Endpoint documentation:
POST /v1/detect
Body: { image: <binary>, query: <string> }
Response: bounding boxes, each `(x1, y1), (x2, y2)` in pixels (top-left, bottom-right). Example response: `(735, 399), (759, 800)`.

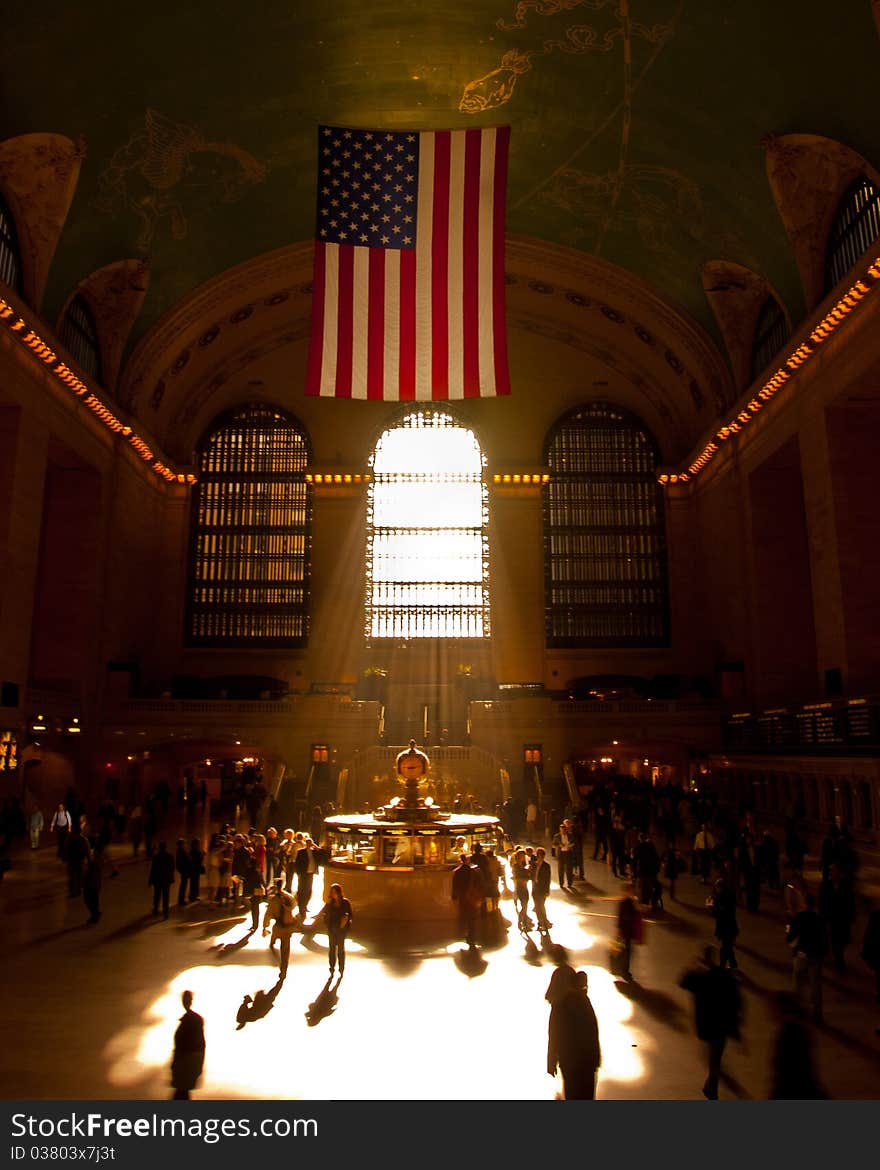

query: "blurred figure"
(711, 877), (740, 969)
(679, 945), (742, 1099)
(616, 894), (642, 981)
(28, 806), (44, 850)
(262, 877), (297, 980)
(819, 863), (856, 973)
(170, 990), (205, 1100)
(787, 892), (827, 1024)
(149, 841), (176, 919)
(547, 970), (601, 1099)
(769, 992), (828, 1099)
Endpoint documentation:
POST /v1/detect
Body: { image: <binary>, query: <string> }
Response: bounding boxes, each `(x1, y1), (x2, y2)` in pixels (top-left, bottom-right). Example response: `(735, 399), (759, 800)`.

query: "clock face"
(397, 753), (427, 780)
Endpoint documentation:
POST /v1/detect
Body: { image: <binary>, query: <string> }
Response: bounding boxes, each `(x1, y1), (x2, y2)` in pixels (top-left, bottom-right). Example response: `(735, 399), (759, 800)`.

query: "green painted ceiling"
(3, 1), (880, 348)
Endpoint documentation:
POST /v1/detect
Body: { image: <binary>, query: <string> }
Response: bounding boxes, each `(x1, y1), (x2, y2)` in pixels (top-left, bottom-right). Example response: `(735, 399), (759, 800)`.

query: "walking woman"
(318, 882), (353, 977)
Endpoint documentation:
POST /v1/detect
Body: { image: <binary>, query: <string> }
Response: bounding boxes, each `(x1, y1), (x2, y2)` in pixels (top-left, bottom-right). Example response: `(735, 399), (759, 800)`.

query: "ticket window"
(415, 832), (442, 865)
(327, 828), (377, 863)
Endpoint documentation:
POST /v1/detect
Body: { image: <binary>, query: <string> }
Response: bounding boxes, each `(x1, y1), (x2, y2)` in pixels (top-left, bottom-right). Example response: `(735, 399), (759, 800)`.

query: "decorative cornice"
(661, 248), (880, 486)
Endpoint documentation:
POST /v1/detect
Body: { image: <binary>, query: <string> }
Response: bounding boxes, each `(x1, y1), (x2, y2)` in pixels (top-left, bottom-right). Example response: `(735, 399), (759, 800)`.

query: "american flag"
(305, 124), (511, 400)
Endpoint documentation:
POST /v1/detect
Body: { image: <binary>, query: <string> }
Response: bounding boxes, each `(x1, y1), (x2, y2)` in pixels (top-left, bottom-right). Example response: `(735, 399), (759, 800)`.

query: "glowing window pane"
(367, 410), (489, 639)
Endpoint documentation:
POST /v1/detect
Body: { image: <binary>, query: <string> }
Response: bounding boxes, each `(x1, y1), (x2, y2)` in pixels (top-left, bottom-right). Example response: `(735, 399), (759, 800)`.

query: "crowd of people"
(4, 768), (880, 1101)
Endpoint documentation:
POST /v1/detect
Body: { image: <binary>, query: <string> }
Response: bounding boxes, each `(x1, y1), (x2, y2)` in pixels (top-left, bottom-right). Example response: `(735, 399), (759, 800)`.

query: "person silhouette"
(170, 990), (205, 1100)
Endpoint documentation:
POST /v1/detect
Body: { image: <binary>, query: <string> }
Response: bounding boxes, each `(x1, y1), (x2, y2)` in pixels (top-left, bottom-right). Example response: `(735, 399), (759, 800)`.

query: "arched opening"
(58, 293), (103, 383)
(825, 176), (880, 293)
(750, 295), (790, 382)
(366, 408), (489, 640)
(186, 403), (311, 646)
(0, 191), (23, 296)
(543, 402), (669, 647)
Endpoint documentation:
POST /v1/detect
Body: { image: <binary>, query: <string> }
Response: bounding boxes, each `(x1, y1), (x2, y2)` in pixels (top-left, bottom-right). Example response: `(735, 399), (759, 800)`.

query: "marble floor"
(2, 823), (879, 1101)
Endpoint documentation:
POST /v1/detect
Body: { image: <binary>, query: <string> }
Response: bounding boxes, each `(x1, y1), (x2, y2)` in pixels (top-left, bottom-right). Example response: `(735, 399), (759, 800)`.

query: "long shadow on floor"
(613, 979), (689, 1033)
(98, 914), (167, 944)
(642, 909), (702, 938)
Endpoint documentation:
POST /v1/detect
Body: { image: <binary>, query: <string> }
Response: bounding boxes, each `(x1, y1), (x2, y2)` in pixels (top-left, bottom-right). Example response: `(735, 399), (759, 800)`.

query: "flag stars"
(381, 234), (390, 243)
(403, 235), (412, 245)
(392, 204), (401, 213)
(404, 193), (414, 203)
(343, 130), (352, 138)
(392, 225), (401, 234)
(359, 233), (368, 242)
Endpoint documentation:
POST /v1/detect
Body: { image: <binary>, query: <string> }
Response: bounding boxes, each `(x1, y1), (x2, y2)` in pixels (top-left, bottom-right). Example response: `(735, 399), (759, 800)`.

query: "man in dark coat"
(679, 945), (742, 1099)
(170, 990), (205, 1100)
(547, 970), (601, 1099)
(294, 836), (320, 919)
(531, 846), (553, 932)
(149, 841), (176, 919)
(451, 853), (480, 948)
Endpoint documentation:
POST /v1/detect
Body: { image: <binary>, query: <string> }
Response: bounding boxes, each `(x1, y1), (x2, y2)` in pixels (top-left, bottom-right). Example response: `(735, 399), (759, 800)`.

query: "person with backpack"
(262, 877), (297, 979)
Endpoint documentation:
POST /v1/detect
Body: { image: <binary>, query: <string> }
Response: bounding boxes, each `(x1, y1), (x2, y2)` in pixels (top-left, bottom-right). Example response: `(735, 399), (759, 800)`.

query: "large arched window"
(58, 294), (102, 383)
(367, 409), (488, 639)
(186, 403), (311, 646)
(544, 402), (668, 646)
(825, 176), (880, 293)
(750, 295), (790, 382)
(0, 192), (23, 295)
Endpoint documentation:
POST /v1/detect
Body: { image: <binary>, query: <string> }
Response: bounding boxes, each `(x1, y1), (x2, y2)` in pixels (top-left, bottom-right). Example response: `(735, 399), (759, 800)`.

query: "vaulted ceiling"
(2, 1), (880, 352)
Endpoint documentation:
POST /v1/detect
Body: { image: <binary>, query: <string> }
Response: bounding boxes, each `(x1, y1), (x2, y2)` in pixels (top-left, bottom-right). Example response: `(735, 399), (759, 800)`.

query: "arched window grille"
(0, 192), (23, 295)
(825, 176), (880, 293)
(58, 294), (102, 383)
(186, 404), (311, 646)
(367, 408), (489, 639)
(750, 296), (790, 382)
(544, 402), (668, 647)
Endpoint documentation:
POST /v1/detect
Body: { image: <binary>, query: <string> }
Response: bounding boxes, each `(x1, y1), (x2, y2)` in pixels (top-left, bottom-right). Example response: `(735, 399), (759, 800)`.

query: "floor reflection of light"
(104, 891), (652, 1099)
